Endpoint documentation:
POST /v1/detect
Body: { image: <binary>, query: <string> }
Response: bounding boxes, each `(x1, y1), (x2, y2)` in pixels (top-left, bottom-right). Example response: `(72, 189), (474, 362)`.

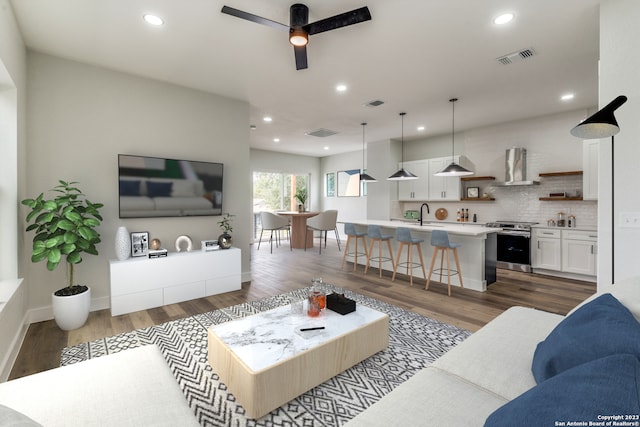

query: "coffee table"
(207, 301), (389, 419)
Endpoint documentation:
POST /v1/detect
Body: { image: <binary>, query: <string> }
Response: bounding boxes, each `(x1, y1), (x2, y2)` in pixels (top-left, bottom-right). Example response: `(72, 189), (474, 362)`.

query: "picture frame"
(131, 231), (149, 257)
(337, 169), (360, 197)
(466, 187), (480, 198)
(325, 172), (335, 197)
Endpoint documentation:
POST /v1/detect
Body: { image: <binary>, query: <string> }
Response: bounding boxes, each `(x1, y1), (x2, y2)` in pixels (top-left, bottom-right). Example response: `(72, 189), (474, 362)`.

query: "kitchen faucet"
(419, 203), (430, 226)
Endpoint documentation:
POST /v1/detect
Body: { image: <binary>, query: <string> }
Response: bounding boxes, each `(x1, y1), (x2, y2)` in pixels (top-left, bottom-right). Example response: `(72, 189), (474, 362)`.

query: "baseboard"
(27, 295), (111, 324)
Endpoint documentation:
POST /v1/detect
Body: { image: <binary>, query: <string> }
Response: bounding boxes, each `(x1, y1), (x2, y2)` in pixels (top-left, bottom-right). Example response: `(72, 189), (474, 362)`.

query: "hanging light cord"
(361, 122), (367, 171)
(400, 112), (406, 165)
(450, 98), (458, 160)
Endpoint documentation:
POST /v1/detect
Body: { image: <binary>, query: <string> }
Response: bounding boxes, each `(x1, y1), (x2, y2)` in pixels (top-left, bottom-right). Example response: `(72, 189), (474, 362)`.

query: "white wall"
(24, 52), (251, 318)
(320, 151), (367, 223)
(599, 0), (640, 288)
(0, 0), (28, 380)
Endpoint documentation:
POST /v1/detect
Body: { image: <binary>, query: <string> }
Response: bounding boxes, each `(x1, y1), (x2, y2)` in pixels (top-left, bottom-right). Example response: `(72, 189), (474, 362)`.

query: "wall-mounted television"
(118, 154), (223, 218)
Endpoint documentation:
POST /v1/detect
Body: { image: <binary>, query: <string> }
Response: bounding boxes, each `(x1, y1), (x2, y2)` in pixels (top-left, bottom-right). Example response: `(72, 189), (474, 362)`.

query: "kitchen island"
(347, 220), (502, 292)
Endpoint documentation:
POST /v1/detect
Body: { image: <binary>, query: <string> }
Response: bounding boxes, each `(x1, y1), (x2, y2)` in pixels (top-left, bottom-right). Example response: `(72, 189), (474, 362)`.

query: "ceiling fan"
(221, 3), (372, 70)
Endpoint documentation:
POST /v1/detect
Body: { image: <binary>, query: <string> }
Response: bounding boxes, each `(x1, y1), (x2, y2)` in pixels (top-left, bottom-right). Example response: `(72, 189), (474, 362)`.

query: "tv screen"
(118, 154), (223, 218)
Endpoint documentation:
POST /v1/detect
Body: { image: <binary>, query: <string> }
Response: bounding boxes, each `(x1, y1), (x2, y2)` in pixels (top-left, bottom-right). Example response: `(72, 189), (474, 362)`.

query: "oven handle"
(497, 230), (531, 237)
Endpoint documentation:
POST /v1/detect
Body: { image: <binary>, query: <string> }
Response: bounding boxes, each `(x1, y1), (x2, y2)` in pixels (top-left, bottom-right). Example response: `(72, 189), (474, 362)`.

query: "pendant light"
(388, 112), (418, 180)
(434, 98), (474, 177)
(359, 122), (377, 182)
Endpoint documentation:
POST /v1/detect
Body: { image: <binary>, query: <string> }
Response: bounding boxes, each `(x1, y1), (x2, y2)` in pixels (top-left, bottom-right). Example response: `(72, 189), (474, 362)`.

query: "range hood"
(493, 147), (540, 186)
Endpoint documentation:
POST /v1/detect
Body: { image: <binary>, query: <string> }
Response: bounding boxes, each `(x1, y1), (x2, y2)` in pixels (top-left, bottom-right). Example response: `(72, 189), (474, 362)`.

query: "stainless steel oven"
(486, 221), (538, 273)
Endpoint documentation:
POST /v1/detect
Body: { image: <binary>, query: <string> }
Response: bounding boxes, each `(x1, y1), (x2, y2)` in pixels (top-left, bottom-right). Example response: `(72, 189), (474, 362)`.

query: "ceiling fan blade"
(221, 5), (290, 32)
(294, 45), (308, 70)
(304, 6), (371, 35)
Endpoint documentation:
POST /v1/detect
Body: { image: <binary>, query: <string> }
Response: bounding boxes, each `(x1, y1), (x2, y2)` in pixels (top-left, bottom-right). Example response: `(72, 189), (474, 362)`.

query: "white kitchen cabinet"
(428, 157), (463, 201)
(109, 248), (241, 316)
(582, 140), (599, 200)
(562, 230), (598, 275)
(397, 160), (429, 200)
(532, 229), (562, 271)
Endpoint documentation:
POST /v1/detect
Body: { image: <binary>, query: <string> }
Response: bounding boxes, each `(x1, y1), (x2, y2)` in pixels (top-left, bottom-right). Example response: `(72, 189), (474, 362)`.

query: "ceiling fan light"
(289, 28), (308, 46)
(434, 162), (475, 177)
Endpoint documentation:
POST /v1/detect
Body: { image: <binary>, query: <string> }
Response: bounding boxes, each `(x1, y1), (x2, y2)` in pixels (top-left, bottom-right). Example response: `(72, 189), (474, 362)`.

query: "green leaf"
(46, 260), (58, 271)
(44, 238), (59, 249)
(25, 223), (40, 232)
(83, 218), (100, 227)
(77, 226), (93, 241)
(84, 246), (98, 256)
(43, 200), (58, 211)
(67, 252), (82, 264)
(56, 219), (75, 231)
(61, 243), (76, 254)
(64, 211), (82, 222)
(31, 251), (48, 263)
(63, 231), (78, 244)
(47, 248), (61, 265)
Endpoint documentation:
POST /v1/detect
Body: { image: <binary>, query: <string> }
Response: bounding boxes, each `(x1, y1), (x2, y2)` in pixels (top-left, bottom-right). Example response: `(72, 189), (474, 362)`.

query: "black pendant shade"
(388, 112), (418, 181)
(570, 95), (627, 139)
(359, 122), (377, 182)
(434, 98), (474, 177)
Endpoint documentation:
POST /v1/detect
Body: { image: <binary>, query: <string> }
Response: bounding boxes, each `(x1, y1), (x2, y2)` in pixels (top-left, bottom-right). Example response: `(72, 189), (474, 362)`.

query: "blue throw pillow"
(146, 181), (173, 198)
(119, 180), (141, 196)
(532, 293), (640, 383)
(485, 353), (640, 427)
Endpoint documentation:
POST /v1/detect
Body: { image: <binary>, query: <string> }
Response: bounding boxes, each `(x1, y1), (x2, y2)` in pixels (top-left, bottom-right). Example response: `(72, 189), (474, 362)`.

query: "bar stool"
(365, 225), (395, 277)
(426, 230), (464, 296)
(341, 223), (368, 271)
(392, 227), (426, 287)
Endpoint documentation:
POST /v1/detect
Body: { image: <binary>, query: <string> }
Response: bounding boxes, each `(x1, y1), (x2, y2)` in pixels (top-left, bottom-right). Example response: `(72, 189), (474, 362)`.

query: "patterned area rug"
(61, 284), (470, 426)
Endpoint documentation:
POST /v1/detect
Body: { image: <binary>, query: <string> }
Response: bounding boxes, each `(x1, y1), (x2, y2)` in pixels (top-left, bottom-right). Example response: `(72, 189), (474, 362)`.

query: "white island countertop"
(346, 219), (502, 237)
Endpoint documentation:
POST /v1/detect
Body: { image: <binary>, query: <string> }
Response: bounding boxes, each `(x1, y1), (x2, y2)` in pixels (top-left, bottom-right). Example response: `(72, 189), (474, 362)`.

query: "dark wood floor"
(9, 238), (596, 380)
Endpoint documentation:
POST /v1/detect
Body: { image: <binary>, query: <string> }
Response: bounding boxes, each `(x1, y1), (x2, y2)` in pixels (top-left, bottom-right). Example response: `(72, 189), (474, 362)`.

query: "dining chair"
(258, 211), (291, 253)
(305, 210), (341, 254)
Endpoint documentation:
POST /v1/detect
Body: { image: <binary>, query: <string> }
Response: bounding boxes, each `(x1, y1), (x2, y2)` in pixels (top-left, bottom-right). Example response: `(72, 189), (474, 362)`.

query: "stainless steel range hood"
(493, 147), (540, 186)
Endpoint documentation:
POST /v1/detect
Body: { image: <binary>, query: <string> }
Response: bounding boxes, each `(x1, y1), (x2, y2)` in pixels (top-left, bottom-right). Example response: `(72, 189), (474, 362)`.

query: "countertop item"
(435, 208), (448, 220)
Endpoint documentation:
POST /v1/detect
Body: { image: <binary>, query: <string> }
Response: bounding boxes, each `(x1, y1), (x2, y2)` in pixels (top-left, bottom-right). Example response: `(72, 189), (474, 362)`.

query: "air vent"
(306, 128), (338, 138)
(365, 100), (385, 107)
(496, 48), (536, 65)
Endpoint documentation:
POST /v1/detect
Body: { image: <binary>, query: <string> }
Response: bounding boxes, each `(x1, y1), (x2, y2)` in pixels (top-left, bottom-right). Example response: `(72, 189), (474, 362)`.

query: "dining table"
(277, 211), (319, 249)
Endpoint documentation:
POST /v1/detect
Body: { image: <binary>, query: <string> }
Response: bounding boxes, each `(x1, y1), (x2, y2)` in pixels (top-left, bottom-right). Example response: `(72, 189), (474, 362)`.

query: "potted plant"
(295, 188), (308, 212)
(217, 212), (234, 249)
(21, 180), (103, 330)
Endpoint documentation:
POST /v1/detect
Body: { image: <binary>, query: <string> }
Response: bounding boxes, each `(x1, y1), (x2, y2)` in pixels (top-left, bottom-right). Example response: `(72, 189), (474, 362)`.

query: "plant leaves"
(67, 252), (82, 264)
(57, 219), (75, 231)
(47, 248), (61, 264)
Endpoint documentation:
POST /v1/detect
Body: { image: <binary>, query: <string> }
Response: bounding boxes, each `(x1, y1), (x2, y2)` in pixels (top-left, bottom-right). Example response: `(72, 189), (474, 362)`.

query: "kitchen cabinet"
(532, 229), (562, 271)
(397, 160), (429, 200)
(428, 157), (463, 201)
(583, 140), (599, 200)
(562, 230), (597, 275)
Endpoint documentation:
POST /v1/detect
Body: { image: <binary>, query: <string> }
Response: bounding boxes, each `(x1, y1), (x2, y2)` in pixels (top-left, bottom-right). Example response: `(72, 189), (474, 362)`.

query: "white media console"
(109, 248), (241, 316)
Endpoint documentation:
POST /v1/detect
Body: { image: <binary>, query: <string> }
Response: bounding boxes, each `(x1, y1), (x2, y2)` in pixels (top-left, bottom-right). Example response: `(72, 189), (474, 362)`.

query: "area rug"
(61, 284), (470, 426)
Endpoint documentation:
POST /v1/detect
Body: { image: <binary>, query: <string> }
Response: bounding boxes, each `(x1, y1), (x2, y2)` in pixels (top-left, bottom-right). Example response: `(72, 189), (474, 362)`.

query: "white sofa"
(346, 278), (640, 427)
(0, 345), (199, 427)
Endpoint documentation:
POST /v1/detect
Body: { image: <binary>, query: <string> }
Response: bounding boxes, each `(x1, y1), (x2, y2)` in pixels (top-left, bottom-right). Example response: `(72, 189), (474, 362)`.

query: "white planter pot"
(52, 287), (91, 331)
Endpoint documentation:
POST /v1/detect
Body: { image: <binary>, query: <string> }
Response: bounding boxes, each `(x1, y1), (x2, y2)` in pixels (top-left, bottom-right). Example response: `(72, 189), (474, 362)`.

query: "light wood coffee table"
(207, 301), (389, 419)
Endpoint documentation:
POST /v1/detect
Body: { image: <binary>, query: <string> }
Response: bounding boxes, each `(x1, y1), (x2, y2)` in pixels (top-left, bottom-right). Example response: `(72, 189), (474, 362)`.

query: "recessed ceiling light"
(493, 13), (514, 25)
(323, 146), (330, 150)
(143, 14), (164, 26)
(273, 138), (280, 142)
(417, 126), (425, 131)
(263, 116), (272, 123)
(561, 93), (575, 101)
(336, 84), (347, 92)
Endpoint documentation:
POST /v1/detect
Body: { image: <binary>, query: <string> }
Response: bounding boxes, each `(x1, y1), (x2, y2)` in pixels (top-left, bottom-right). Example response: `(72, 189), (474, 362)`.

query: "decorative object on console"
(21, 180), (103, 331)
(131, 231), (149, 257)
(570, 95), (627, 284)
(201, 240), (219, 251)
(295, 188), (308, 212)
(150, 238), (162, 250)
(434, 98), (474, 177)
(388, 112), (418, 180)
(217, 212), (234, 249)
(148, 248), (168, 258)
(114, 226), (131, 260)
(174, 235), (193, 252)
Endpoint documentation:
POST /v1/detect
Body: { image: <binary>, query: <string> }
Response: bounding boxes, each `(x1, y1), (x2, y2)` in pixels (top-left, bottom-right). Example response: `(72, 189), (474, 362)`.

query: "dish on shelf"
(435, 208), (448, 220)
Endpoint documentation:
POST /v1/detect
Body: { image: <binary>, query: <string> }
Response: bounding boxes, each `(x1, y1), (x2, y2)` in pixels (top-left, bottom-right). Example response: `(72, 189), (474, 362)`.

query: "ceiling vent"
(306, 128), (338, 138)
(496, 48), (536, 65)
(365, 99), (385, 107)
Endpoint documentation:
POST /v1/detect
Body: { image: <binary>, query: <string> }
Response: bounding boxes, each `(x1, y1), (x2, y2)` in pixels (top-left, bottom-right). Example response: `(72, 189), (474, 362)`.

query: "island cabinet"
(109, 248), (241, 316)
(532, 229), (562, 271)
(397, 160), (429, 200)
